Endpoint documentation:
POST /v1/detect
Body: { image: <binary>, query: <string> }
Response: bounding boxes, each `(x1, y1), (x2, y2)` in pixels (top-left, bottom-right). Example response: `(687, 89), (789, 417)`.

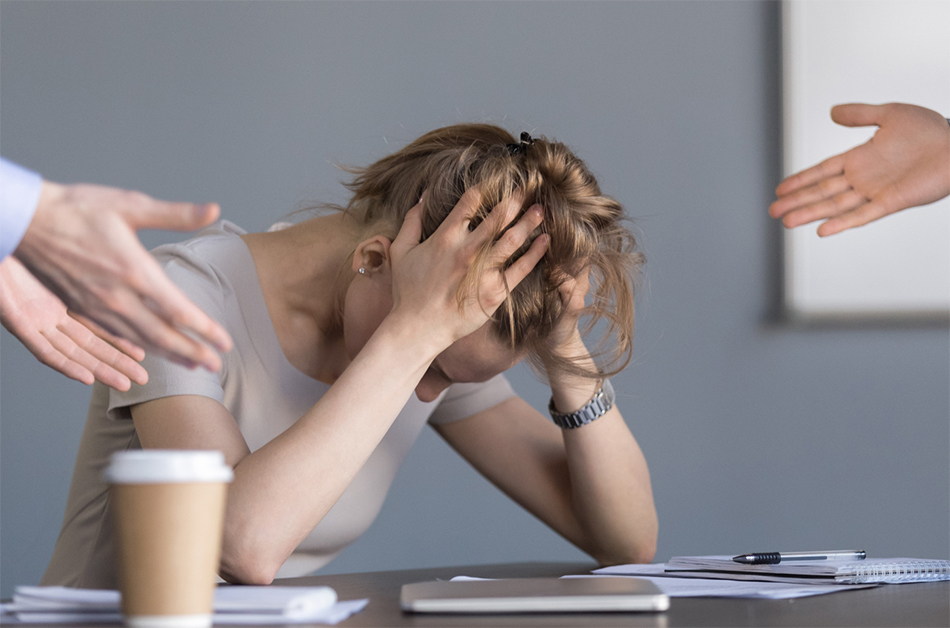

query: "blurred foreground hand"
(13, 182), (233, 371)
(0, 256), (149, 391)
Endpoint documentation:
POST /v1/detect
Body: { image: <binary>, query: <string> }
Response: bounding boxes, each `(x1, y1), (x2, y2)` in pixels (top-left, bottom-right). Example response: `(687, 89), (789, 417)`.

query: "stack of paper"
(0, 586), (368, 625)
(664, 555), (950, 584)
(587, 564), (877, 599)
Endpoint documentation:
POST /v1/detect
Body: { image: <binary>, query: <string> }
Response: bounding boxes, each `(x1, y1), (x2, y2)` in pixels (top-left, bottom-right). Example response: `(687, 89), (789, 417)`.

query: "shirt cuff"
(0, 158), (43, 260)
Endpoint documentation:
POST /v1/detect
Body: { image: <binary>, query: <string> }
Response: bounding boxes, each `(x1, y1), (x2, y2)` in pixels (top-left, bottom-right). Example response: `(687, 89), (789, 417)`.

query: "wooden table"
(281, 561), (950, 627)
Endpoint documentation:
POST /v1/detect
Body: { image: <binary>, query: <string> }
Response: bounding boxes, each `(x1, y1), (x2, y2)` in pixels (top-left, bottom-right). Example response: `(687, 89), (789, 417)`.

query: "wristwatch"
(548, 379), (615, 429)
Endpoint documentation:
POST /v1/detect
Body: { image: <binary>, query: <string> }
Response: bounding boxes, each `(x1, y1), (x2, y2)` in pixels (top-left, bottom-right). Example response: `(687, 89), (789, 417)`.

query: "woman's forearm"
(548, 333), (657, 565)
(219, 314), (442, 583)
(560, 411), (657, 565)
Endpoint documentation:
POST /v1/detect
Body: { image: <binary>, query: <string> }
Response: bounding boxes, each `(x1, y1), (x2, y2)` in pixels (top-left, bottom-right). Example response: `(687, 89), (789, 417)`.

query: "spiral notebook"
(664, 556), (950, 585)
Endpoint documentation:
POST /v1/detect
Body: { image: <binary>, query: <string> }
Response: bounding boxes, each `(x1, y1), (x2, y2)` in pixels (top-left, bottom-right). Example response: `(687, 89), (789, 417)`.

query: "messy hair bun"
(342, 124), (643, 380)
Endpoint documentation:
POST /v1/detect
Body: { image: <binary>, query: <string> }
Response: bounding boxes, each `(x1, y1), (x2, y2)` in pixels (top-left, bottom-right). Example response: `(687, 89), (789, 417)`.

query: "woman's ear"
(352, 235), (393, 278)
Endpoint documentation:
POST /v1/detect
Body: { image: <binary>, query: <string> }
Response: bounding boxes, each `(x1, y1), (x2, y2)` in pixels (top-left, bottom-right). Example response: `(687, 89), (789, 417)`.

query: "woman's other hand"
(546, 268), (590, 355)
(388, 189), (548, 348)
(543, 268), (601, 414)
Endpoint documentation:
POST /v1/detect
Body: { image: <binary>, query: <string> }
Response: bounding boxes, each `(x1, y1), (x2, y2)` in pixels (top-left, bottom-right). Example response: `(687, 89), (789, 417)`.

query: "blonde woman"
(44, 124), (657, 587)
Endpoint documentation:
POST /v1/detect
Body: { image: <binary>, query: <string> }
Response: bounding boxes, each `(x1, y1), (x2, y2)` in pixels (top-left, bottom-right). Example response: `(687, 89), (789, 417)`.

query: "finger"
(45, 325), (133, 391)
(504, 234), (550, 288)
(125, 194), (221, 232)
(392, 197), (426, 249)
(781, 189), (867, 229)
(436, 188), (484, 234)
(61, 316), (149, 386)
(133, 257), (233, 356)
(91, 364), (133, 391)
(21, 329), (96, 385)
(817, 202), (889, 237)
(562, 268), (591, 304)
(769, 175), (851, 218)
(489, 204), (544, 264)
(774, 154), (845, 197)
(70, 311), (147, 362)
(106, 336), (147, 363)
(472, 191), (526, 245)
(816, 184), (903, 237)
(104, 287), (221, 371)
(830, 103), (886, 128)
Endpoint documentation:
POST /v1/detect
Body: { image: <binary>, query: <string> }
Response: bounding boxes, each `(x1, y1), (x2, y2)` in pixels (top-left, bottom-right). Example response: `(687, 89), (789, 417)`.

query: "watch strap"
(548, 379), (615, 429)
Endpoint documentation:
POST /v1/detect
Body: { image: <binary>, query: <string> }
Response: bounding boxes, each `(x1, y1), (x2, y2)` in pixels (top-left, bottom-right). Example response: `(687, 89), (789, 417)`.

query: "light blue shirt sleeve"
(0, 157), (43, 260)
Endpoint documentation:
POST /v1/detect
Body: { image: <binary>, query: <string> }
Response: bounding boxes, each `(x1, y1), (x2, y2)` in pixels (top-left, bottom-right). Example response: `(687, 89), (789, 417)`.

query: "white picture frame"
(781, 0), (949, 322)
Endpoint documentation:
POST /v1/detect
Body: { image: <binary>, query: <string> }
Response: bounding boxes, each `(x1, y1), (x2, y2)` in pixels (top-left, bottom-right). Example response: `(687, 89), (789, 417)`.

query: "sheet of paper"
(0, 586), (368, 625)
(660, 576), (869, 599)
(581, 565), (878, 599)
(451, 572), (872, 600)
(584, 575), (873, 599)
(593, 564), (667, 576)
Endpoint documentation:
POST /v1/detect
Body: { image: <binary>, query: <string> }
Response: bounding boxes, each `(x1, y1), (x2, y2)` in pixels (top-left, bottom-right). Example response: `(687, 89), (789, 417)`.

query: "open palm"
(0, 257), (148, 390)
(770, 103), (950, 237)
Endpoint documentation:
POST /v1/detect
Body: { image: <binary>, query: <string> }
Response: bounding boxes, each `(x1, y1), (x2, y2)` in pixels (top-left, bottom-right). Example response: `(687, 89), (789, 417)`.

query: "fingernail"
(530, 204), (543, 217)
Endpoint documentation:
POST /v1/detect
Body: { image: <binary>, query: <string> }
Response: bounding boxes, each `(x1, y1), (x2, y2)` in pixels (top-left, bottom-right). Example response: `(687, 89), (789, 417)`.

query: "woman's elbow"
(595, 538), (656, 567)
(593, 521), (658, 566)
(629, 537), (657, 565)
(219, 556), (279, 586)
(218, 540), (283, 585)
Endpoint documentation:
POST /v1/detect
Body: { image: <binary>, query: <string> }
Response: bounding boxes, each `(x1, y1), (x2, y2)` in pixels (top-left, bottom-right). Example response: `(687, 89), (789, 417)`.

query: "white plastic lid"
(103, 450), (234, 484)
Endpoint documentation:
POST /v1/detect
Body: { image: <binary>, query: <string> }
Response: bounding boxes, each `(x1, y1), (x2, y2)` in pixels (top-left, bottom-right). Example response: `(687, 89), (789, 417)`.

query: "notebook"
(665, 555), (950, 584)
(400, 577), (669, 613)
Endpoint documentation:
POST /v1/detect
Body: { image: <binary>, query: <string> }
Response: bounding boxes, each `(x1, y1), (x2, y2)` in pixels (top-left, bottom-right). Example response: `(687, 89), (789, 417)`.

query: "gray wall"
(2, 1), (947, 597)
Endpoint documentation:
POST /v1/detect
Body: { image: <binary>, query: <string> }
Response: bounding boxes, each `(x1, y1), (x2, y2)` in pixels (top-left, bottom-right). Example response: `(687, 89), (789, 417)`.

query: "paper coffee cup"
(105, 450), (233, 628)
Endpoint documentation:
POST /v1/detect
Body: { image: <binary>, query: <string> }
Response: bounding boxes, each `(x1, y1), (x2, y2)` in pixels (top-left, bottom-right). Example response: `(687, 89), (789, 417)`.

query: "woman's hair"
(339, 123), (643, 380)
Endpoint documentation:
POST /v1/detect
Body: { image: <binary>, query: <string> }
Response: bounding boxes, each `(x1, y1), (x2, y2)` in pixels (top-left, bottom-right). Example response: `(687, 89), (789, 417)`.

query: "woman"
(43, 124), (657, 587)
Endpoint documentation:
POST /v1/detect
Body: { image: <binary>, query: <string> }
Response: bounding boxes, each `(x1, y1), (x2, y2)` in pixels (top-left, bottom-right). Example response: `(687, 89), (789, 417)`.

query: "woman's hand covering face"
(387, 189), (548, 350)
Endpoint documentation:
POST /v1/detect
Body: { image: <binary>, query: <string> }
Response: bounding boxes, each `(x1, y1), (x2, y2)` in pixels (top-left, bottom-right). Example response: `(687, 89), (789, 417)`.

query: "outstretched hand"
(13, 181), (233, 371)
(770, 103), (950, 237)
(388, 189), (548, 349)
(0, 257), (148, 391)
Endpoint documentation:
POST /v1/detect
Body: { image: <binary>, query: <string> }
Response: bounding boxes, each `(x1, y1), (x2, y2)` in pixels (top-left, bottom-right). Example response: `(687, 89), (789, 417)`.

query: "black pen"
(732, 550), (866, 565)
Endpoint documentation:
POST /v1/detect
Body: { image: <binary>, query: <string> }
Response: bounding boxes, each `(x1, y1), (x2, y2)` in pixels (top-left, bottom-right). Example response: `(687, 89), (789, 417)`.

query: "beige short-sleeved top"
(42, 221), (516, 589)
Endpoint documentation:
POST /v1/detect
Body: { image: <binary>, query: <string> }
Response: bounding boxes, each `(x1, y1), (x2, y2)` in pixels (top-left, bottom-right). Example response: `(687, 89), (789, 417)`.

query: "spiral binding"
(837, 560), (950, 584)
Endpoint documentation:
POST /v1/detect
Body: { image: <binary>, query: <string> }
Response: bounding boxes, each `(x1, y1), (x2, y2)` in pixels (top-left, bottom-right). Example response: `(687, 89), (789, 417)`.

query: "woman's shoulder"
(149, 220), (255, 288)
(151, 219), (247, 263)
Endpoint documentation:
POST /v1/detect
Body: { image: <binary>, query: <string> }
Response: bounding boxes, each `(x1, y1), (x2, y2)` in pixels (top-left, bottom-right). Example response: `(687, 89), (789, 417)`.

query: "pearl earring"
(358, 267), (366, 275)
